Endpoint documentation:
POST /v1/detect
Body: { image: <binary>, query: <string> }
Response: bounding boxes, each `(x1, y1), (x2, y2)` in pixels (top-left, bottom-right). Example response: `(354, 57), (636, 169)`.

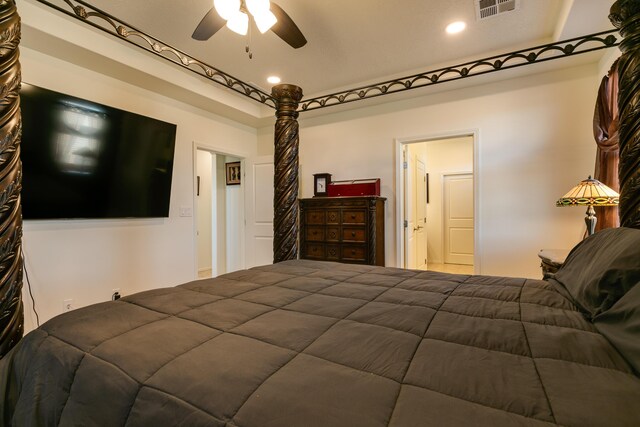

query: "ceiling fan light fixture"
(246, 0), (271, 15)
(254, 10), (277, 33)
(226, 11), (249, 35)
(213, 0), (240, 21)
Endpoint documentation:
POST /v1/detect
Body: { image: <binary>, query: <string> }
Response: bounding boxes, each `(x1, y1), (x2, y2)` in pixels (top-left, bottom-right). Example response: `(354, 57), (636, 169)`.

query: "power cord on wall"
(21, 248), (40, 328)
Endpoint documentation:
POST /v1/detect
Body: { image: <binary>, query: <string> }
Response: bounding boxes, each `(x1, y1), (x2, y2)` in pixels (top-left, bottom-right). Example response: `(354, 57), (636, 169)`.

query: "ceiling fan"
(192, 0), (307, 50)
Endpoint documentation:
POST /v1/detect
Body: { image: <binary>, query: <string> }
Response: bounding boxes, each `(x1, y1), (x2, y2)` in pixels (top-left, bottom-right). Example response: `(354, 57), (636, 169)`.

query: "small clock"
(313, 173), (331, 197)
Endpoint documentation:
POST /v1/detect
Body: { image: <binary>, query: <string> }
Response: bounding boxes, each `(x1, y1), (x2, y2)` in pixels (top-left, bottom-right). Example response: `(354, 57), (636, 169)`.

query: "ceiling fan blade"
(192, 7), (226, 41)
(270, 2), (307, 49)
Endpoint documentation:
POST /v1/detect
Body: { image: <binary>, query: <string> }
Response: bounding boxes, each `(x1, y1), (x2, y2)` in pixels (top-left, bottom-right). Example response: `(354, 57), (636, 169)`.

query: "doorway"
(397, 134), (476, 274)
(195, 148), (244, 279)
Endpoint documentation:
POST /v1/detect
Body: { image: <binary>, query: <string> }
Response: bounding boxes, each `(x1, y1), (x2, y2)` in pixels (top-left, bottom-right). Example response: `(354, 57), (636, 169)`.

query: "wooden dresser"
(299, 196), (385, 266)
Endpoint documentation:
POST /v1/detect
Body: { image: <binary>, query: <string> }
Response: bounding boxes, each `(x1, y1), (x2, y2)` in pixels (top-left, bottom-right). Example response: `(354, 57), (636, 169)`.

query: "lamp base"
(585, 205), (597, 236)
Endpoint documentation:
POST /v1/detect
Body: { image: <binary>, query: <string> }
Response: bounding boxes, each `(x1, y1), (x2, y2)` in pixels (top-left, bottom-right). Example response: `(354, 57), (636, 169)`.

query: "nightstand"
(538, 249), (570, 280)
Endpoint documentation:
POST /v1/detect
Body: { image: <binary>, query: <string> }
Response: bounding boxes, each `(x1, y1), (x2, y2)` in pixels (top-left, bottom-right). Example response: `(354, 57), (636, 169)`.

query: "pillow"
(553, 227), (640, 319)
(594, 283), (640, 375)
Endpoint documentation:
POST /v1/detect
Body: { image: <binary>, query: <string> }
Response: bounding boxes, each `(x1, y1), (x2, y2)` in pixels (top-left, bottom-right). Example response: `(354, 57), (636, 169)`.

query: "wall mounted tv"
(20, 83), (177, 220)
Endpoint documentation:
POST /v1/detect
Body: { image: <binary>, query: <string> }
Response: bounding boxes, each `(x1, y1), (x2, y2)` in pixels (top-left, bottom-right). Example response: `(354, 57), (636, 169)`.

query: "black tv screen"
(20, 83), (177, 219)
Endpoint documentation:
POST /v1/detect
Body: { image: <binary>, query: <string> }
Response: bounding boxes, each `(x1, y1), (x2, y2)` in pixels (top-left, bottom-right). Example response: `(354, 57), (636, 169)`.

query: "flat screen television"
(20, 83), (177, 220)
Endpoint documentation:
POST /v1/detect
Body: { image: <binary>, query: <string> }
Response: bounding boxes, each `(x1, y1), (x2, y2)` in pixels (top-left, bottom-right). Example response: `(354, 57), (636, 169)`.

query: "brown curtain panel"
(593, 60), (620, 231)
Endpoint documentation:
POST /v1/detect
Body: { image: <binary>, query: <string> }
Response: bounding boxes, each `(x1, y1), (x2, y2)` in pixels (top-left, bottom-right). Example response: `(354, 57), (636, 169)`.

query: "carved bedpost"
(0, 0), (22, 358)
(272, 84), (303, 263)
(610, 0), (640, 229)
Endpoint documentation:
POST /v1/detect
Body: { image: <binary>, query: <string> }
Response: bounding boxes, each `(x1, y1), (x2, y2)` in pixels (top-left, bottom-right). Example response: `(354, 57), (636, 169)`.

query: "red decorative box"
(327, 179), (380, 197)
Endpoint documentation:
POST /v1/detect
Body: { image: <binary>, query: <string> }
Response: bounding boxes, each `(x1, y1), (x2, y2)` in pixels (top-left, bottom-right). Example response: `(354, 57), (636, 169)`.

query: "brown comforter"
(1, 260), (639, 426)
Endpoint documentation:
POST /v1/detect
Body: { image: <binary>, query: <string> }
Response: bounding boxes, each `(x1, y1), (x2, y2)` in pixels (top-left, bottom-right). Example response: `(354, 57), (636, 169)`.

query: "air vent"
(476, 0), (519, 21)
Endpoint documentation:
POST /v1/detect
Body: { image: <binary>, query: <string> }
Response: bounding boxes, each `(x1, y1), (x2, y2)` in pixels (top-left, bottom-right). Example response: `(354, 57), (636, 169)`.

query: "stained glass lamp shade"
(556, 176), (619, 236)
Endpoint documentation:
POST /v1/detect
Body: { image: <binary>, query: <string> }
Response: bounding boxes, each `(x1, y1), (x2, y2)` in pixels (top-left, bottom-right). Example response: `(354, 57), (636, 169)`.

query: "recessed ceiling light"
(446, 21), (466, 35)
(267, 76), (281, 84)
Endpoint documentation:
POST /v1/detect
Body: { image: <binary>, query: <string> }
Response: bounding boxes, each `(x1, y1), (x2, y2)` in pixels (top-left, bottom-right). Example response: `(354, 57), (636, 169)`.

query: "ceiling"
(77, 0), (614, 98)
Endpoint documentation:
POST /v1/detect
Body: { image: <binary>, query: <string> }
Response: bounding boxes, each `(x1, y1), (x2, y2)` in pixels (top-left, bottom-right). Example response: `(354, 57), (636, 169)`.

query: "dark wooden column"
(272, 84), (303, 263)
(0, 0), (23, 358)
(610, 0), (640, 229)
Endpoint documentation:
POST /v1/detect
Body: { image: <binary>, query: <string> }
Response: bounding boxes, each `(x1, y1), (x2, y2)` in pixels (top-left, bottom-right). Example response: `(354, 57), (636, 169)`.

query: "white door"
(444, 174), (474, 265)
(415, 159), (427, 269)
(405, 149), (417, 269)
(244, 155), (275, 268)
(196, 150), (213, 275)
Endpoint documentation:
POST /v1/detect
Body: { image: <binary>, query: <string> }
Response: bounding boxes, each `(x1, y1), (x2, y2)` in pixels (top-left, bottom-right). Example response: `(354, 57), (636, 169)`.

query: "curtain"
(593, 60), (620, 231)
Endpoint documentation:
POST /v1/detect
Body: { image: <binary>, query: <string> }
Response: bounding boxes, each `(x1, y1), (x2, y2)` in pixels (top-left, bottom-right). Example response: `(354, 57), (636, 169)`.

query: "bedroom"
(14, 0), (616, 332)
(1, 0), (639, 425)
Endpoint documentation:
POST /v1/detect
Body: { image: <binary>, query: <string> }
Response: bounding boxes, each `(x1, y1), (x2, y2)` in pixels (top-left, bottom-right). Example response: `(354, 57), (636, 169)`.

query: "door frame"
(394, 129), (480, 273)
(192, 141), (252, 279)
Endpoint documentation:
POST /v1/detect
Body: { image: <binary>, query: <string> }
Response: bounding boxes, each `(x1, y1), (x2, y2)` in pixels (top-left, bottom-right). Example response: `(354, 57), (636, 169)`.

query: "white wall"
(196, 150), (213, 272)
(259, 64), (599, 279)
(21, 47), (258, 332)
(424, 137), (474, 264)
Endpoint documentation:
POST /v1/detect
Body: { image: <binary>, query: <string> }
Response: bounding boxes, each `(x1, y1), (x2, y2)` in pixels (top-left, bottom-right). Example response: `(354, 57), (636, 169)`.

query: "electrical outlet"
(63, 299), (74, 312)
(179, 206), (193, 217)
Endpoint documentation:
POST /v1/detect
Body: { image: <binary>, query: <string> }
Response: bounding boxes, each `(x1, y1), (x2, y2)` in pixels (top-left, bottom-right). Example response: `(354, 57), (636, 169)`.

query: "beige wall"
(259, 64), (599, 278)
(21, 47), (258, 332)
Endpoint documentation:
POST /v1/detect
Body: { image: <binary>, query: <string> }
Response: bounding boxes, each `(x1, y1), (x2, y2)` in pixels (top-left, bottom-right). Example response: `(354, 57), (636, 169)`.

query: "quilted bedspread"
(1, 260), (639, 426)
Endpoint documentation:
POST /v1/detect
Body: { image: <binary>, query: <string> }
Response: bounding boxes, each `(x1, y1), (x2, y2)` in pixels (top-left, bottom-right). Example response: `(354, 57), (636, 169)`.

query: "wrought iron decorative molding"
(35, 0), (277, 108)
(299, 30), (620, 112)
(32, 0), (620, 114)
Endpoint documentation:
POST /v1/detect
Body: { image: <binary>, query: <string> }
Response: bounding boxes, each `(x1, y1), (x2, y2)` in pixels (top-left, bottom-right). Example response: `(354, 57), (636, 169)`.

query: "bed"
(1, 0), (640, 425)
(1, 226), (640, 425)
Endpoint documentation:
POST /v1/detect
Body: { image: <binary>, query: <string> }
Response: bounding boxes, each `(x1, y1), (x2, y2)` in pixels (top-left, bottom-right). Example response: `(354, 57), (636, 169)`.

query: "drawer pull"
(351, 250), (356, 255)
(351, 231), (356, 237)
(351, 214), (356, 219)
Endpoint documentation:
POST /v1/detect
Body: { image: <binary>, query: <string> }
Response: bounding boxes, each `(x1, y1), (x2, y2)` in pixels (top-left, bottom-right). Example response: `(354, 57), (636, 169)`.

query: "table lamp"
(556, 176), (619, 236)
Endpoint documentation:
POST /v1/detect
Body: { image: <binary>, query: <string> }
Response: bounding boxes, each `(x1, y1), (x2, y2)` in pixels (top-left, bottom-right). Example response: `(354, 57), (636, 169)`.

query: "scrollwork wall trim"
(35, 0), (276, 108)
(300, 30), (620, 111)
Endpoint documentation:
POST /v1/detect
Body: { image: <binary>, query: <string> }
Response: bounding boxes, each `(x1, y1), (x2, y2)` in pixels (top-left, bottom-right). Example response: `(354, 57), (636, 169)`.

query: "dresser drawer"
(342, 245), (367, 262)
(326, 227), (340, 242)
(303, 243), (325, 259)
(326, 210), (340, 224)
(305, 227), (325, 241)
(342, 227), (366, 242)
(326, 244), (340, 260)
(342, 210), (366, 224)
(306, 210), (325, 225)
